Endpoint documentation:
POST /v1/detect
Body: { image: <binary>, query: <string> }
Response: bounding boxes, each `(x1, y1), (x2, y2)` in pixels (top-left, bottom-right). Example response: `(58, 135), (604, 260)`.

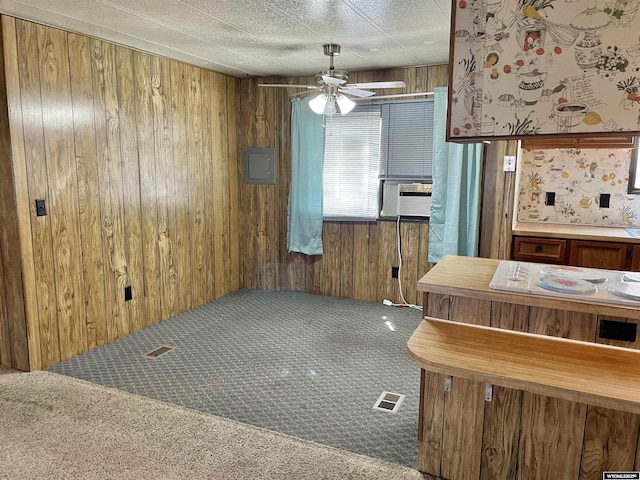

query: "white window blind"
(323, 105), (381, 221)
(381, 99), (434, 180)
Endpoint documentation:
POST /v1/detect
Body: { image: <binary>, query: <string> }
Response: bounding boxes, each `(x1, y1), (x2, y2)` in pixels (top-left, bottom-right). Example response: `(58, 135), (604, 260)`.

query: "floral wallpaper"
(449, 0), (640, 140)
(517, 147), (640, 226)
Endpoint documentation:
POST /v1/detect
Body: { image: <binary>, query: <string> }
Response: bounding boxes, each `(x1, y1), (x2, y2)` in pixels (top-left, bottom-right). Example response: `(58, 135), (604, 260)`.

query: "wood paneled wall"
(0, 23), (28, 371)
(1, 16), (240, 370)
(238, 65), (450, 304)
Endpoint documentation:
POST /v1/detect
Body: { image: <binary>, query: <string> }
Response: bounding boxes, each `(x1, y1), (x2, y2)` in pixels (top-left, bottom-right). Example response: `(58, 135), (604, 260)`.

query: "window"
(322, 99), (434, 220)
(323, 105), (381, 221)
(381, 100), (435, 181)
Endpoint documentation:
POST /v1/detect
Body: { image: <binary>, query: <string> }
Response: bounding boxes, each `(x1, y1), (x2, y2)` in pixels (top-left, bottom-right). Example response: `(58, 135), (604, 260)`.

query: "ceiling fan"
(258, 44), (428, 116)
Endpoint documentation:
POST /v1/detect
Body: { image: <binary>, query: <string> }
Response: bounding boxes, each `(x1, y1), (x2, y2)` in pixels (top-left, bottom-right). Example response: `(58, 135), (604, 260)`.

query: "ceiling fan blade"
(346, 81), (407, 89)
(322, 75), (346, 86)
(355, 91), (433, 100)
(258, 84), (319, 89)
(340, 87), (376, 98)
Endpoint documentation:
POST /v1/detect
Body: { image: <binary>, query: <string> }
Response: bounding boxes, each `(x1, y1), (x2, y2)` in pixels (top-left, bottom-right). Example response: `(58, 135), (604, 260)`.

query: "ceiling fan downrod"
(323, 44), (340, 72)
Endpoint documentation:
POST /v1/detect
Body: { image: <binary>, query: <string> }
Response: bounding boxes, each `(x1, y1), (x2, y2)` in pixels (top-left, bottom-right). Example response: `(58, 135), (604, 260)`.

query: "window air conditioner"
(380, 181), (432, 218)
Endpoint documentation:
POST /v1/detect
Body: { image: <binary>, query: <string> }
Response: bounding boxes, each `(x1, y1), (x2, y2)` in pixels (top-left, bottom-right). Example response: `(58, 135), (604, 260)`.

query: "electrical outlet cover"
(503, 155), (516, 172)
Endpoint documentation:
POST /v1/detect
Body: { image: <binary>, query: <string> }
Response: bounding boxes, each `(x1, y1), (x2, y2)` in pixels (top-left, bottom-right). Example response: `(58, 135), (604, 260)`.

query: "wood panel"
(479, 140), (519, 260)
(227, 75), (241, 291)
(481, 301), (529, 480)
(480, 387), (522, 480)
(517, 394), (586, 480)
(170, 61), (191, 314)
(0, 19), (28, 371)
(95, 39), (129, 341)
(418, 369), (445, 475)
(17, 19), (60, 366)
(528, 307), (597, 342)
(132, 50), (161, 328)
(441, 378), (486, 480)
(579, 408), (639, 480)
(115, 45), (145, 333)
(2, 16), (40, 370)
(425, 293), (449, 319)
(2, 17), (241, 369)
(449, 297), (491, 326)
(68, 33), (108, 348)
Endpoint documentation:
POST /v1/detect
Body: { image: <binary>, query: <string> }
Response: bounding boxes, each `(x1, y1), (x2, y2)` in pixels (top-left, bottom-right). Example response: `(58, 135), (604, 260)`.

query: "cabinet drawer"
(512, 237), (567, 263)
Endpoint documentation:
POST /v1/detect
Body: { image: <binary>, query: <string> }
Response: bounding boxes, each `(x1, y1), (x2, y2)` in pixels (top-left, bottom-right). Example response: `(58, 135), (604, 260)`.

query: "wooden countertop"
(417, 255), (640, 319)
(513, 221), (640, 244)
(408, 318), (640, 414)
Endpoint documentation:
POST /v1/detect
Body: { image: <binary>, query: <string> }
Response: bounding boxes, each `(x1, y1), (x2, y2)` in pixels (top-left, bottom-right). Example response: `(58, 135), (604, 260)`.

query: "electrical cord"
(382, 216), (423, 311)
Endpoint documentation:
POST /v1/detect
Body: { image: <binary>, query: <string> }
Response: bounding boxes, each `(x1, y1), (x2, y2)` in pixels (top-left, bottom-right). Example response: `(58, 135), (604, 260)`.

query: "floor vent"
(372, 391), (405, 413)
(144, 345), (175, 359)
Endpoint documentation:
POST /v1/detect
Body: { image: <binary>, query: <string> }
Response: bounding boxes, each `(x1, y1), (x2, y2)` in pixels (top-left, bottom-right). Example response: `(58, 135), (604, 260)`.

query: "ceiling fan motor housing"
(323, 44), (341, 57)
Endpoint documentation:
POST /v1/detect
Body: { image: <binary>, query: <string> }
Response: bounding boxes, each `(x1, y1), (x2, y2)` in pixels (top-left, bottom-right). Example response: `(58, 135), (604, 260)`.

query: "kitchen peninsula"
(408, 255), (640, 480)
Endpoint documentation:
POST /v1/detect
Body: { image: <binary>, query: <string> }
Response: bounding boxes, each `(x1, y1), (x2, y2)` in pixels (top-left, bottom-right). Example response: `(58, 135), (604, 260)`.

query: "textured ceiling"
(0, 0), (451, 78)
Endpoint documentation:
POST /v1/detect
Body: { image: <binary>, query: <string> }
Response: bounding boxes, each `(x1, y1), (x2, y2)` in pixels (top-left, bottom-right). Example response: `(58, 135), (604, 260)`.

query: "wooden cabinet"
(633, 246), (640, 272)
(521, 136), (636, 151)
(569, 240), (630, 270)
(512, 235), (639, 271)
(512, 236), (567, 264)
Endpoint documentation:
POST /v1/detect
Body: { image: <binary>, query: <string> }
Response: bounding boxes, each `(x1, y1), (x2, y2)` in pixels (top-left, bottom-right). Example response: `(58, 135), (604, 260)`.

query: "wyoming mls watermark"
(604, 473), (640, 479)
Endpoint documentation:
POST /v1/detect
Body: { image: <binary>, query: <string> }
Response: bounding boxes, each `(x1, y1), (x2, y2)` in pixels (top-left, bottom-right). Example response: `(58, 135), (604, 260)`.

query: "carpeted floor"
(49, 289), (423, 468)
(0, 371), (433, 480)
(0, 365), (18, 375)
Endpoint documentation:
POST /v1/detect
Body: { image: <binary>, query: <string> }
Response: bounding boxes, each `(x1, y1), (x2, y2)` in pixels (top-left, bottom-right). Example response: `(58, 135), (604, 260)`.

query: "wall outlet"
(391, 266), (399, 278)
(599, 193), (611, 208)
(545, 192), (555, 206)
(503, 155), (516, 172)
(124, 285), (132, 302)
(35, 198), (47, 216)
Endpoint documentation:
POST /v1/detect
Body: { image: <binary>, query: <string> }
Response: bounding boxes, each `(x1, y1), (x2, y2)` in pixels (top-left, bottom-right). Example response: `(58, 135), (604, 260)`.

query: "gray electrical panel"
(244, 147), (276, 185)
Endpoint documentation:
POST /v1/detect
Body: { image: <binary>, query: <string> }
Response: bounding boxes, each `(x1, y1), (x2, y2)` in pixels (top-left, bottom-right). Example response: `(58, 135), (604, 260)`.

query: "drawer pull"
(535, 245), (543, 252)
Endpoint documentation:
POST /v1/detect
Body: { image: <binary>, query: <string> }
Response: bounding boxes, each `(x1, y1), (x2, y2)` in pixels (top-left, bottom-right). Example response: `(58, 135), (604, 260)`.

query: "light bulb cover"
(309, 94), (328, 114)
(336, 94), (355, 115)
(324, 96), (337, 116)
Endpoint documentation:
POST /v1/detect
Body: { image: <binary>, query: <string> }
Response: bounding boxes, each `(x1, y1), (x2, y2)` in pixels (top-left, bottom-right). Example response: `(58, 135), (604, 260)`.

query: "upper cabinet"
(447, 0), (640, 142)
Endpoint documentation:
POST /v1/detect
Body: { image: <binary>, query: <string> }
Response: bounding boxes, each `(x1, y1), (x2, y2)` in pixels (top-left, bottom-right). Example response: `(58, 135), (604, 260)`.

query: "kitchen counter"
(513, 221), (640, 243)
(410, 255), (640, 480)
(417, 255), (640, 320)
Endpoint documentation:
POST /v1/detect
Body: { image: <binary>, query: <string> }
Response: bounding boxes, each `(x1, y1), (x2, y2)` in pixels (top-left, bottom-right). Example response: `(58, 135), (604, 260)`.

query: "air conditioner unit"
(380, 181), (432, 218)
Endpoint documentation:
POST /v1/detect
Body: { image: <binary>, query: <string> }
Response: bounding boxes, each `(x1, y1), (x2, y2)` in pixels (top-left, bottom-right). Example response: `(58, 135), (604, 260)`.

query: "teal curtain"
(287, 98), (325, 255)
(428, 86), (483, 263)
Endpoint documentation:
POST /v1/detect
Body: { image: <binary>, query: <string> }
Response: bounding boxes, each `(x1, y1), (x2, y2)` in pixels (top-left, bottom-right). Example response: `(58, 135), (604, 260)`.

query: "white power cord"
(382, 216), (423, 311)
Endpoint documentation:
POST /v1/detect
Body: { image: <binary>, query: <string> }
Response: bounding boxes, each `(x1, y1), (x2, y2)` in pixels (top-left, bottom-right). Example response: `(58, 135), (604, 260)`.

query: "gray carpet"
(49, 290), (424, 468)
(0, 371), (432, 480)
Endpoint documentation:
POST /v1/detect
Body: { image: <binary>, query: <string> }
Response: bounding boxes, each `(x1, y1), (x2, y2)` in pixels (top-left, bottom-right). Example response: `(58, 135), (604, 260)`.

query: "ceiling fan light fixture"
(324, 96), (337, 116)
(309, 93), (328, 114)
(336, 94), (355, 115)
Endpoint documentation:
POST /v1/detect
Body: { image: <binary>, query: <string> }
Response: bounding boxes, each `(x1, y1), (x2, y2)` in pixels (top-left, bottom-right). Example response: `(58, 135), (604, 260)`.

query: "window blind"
(323, 105), (382, 221)
(381, 99), (434, 180)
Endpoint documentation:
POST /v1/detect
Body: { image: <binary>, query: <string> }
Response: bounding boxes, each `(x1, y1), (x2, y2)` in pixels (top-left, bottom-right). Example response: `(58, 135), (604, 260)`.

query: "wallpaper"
(449, 0), (640, 139)
(517, 147), (640, 226)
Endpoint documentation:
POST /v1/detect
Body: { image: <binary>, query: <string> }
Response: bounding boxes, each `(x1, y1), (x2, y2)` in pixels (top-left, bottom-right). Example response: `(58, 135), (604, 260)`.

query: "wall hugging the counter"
(1, 16), (240, 370)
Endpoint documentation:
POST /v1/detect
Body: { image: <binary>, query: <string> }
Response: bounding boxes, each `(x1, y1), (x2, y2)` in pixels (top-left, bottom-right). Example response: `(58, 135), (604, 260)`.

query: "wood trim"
(408, 317), (640, 414)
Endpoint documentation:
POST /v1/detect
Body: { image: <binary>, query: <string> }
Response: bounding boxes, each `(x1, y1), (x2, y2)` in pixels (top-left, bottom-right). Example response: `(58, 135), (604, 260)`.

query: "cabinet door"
(577, 136), (636, 149)
(512, 236), (567, 264)
(632, 245), (640, 272)
(569, 240), (629, 270)
(521, 136), (635, 150)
